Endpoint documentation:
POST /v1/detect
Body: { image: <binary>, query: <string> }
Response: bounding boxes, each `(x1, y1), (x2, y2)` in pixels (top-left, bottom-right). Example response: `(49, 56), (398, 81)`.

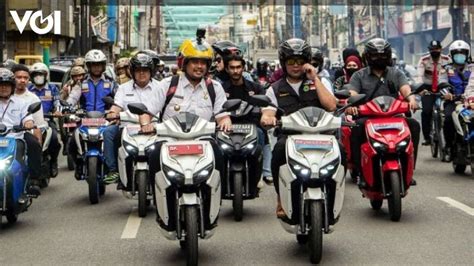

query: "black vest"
(272, 78), (322, 116)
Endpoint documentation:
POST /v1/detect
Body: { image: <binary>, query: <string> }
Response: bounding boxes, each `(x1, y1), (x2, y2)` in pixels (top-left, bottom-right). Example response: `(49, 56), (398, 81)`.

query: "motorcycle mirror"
(221, 99), (242, 113)
(247, 95), (271, 107)
(27, 102), (42, 114)
(0, 124), (6, 133)
(334, 89), (351, 100)
(127, 103), (148, 116)
(102, 96), (115, 105)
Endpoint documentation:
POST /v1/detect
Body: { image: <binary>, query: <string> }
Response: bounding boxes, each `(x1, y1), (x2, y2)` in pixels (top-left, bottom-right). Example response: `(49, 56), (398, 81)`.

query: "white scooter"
(250, 94), (364, 264)
(127, 100), (241, 266)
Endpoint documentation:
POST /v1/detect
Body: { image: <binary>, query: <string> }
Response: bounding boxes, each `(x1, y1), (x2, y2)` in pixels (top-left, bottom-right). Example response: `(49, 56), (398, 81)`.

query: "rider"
(115, 57), (131, 85)
(211, 40), (253, 84)
(155, 60), (167, 81)
(66, 49), (118, 179)
(102, 53), (162, 185)
(61, 66), (86, 101)
(27, 62), (62, 177)
(417, 40), (450, 145)
(7, 66), (43, 193)
(260, 38), (337, 218)
(333, 55), (363, 91)
(443, 40), (473, 159)
(252, 58), (271, 84)
(311, 48), (334, 93)
(222, 54), (272, 185)
(347, 38), (420, 187)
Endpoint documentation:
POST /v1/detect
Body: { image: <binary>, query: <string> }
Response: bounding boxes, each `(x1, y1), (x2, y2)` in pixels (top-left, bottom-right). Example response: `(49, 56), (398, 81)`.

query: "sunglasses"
(286, 58), (306, 66)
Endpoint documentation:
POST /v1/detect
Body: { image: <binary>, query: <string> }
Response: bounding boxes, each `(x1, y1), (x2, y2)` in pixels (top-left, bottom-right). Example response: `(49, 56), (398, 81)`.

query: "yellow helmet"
(178, 39), (213, 68)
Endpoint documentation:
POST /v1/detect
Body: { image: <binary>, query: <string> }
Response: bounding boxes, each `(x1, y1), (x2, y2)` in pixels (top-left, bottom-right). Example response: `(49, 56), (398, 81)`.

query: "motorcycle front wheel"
(232, 172), (243, 222)
(137, 171), (148, 218)
(308, 200), (323, 264)
(387, 171), (402, 221)
(87, 157), (99, 204)
(184, 205), (199, 266)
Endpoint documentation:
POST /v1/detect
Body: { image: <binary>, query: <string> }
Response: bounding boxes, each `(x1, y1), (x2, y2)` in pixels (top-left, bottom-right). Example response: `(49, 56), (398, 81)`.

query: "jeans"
(24, 132), (42, 180)
(103, 124), (120, 172)
(256, 127), (272, 177)
(47, 120), (61, 164)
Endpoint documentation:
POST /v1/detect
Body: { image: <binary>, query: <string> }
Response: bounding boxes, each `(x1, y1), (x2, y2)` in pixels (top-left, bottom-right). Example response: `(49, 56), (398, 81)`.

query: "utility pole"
(0, 0), (6, 62)
(156, 0), (161, 52)
(348, 0), (355, 47)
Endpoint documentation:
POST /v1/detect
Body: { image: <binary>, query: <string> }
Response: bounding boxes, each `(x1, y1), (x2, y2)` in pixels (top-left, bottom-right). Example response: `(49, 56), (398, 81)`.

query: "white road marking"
(121, 208), (142, 239)
(437, 197), (474, 216)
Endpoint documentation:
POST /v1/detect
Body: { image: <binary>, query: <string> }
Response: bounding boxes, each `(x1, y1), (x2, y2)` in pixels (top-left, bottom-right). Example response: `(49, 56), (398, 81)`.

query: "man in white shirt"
(1, 67), (41, 195)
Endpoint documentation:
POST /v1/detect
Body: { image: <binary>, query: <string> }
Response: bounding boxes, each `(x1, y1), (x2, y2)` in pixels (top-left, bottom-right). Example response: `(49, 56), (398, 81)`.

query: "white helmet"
(30, 62), (49, 77)
(449, 40), (470, 58)
(158, 60), (165, 67)
(84, 49), (107, 64)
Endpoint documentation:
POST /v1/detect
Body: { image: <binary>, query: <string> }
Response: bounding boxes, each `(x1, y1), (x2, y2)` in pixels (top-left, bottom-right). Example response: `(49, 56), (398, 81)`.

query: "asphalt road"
(0, 145), (473, 265)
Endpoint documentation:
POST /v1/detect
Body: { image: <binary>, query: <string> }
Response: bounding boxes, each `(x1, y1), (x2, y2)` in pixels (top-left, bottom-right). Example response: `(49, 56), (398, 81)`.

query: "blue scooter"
(0, 102), (42, 226)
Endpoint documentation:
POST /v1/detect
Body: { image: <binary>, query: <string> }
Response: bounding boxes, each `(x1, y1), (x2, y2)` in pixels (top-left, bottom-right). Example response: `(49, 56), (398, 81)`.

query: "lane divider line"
(121, 207), (142, 239)
(437, 197), (474, 216)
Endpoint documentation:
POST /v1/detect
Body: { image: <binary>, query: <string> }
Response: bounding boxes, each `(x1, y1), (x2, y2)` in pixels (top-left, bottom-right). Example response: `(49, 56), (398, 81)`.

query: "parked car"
(49, 65), (70, 89)
(50, 56), (78, 67)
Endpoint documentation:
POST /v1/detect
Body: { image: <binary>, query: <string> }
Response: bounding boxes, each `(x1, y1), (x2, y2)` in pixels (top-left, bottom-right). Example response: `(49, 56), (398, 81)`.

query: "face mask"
(33, 75), (46, 86)
(453, 54), (467, 65)
(430, 51), (441, 58)
(345, 68), (358, 77)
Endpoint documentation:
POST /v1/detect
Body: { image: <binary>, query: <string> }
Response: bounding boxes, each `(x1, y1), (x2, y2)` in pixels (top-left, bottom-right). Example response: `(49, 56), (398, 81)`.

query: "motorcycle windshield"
(297, 106), (326, 127)
(372, 96), (396, 113)
(171, 112), (200, 133)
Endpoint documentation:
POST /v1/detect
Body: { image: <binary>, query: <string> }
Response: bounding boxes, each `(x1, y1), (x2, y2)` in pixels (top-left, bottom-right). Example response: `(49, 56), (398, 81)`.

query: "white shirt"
(0, 96), (33, 138)
(156, 74), (228, 121)
(14, 90), (48, 128)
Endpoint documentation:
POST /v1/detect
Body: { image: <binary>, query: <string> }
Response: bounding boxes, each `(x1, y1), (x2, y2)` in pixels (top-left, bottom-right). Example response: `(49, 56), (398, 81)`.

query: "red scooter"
(352, 95), (416, 221)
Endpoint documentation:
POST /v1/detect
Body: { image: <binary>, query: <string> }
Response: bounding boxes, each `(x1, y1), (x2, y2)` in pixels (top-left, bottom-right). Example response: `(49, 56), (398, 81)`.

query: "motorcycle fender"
(279, 165), (296, 218)
(304, 187), (323, 200)
(74, 129), (83, 155)
(135, 161), (148, 170)
(179, 193), (199, 206)
(229, 161), (244, 172)
(206, 170), (221, 224)
(118, 147), (128, 187)
(382, 160), (400, 172)
(154, 171), (171, 225)
(452, 110), (464, 136)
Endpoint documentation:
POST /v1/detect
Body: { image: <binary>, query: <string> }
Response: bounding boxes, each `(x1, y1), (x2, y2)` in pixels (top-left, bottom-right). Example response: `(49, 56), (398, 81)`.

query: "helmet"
(115, 57), (130, 70)
(70, 66), (86, 76)
(311, 47), (324, 71)
(84, 49), (107, 64)
(73, 57), (86, 67)
(449, 40), (470, 58)
(1, 59), (16, 70)
(257, 58), (268, 70)
(129, 53), (155, 80)
(0, 68), (15, 89)
(428, 40), (442, 50)
(30, 62), (49, 77)
(212, 40), (242, 57)
(364, 38), (392, 68)
(177, 39), (214, 69)
(158, 60), (165, 67)
(278, 38), (311, 71)
(138, 49), (160, 67)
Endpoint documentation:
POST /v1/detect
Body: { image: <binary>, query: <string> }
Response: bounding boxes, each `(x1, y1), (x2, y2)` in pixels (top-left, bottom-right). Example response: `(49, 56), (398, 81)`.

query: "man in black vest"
(260, 38), (337, 218)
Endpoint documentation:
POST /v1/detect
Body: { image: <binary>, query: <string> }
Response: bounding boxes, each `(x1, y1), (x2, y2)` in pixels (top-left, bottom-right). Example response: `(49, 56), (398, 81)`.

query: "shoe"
(422, 140), (431, 146)
(74, 163), (83, 180)
(276, 196), (286, 218)
(50, 160), (58, 178)
(28, 180), (41, 197)
(357, 177), (367, 189)
(116, 181), (125, 190)
(257, 180), (265, 189)
(263, 176), (273, 185)
(103, 171), (119, 185)
(410, 179), (417, 186)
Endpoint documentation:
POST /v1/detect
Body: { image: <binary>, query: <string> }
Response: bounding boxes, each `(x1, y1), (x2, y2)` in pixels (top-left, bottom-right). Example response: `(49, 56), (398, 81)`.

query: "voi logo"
(10, 10), (61, 35)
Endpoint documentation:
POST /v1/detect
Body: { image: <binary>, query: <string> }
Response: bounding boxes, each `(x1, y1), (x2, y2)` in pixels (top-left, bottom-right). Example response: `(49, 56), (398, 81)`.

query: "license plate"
(0, 139), (9, 147)
(63, 123), (77, 128)
(294, 139), (332, 151)
(126, 124), (141, 136)
(232, 124), (252, 134)
(168, 144), (204, 156)
(373, 123), (403, 131)
(81, 118), (106, 127)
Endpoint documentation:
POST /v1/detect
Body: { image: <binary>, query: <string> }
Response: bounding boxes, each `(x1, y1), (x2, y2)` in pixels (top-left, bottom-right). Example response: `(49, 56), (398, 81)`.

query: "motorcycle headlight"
(319, 158), (339, 179)
(123, 140), (139, 155)
(244, 141), (255, 150)
(88, 128), (100, 137)
(370, 138), (388, 153)
(193, 163), (214, 184)
(0, 155), (13, 170)
(289, 158), (311, 180)
(396, 137), (410, 152)
(163, 164), (185, 185)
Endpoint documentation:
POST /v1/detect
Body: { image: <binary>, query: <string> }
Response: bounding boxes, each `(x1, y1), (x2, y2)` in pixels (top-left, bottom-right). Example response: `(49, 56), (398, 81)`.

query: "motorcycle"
(450, 99), (474, 175)
(102, 96), (160, 218)
(250, 94), (365, 264)
(59, 100), (81, 170)
(0, 102), (42, 226)
(127, 100), (240, 266)
(217, 99), (263, 221)
(74, 109), (108, 204)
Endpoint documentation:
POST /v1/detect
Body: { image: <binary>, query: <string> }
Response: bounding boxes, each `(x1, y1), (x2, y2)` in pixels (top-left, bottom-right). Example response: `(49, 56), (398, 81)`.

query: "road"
(0, 145), (473, 265)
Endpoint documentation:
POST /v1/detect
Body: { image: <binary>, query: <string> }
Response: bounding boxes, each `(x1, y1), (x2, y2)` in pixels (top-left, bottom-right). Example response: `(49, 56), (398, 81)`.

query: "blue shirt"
(447, 64), (472, 95)
(28, 83), (60, 114)
(79, 75), (117, 113)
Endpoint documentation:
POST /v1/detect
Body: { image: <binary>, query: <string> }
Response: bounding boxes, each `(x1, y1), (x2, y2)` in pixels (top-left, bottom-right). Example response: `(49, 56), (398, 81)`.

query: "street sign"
(246, 19), (257, 26)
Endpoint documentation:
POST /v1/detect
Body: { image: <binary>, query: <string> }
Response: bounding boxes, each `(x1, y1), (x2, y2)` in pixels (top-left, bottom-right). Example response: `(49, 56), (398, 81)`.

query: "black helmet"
(278, 38), (311, 70)
(428, 40), (442, 50)
(130, 53), (155, 80)
(364, 38), (392, 69)
(212, 40), (242, 58)
(0, 68), (16, 92)
(257, 58), (268, 70)
(311, 47), (324, 71)
(138, 49), (160, 67)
